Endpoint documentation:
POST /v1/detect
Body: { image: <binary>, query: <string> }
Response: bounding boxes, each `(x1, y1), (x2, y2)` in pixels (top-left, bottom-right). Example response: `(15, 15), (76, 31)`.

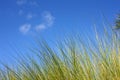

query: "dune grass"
(1, 27), (120, 80)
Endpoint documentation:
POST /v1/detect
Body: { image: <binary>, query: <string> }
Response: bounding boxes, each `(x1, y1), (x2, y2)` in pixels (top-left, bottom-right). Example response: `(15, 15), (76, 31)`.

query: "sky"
(0, 0), (120, 64)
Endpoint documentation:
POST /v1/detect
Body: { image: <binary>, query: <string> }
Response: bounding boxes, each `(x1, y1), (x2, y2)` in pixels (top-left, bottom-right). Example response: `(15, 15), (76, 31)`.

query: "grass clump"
(1, 27), (120, 80)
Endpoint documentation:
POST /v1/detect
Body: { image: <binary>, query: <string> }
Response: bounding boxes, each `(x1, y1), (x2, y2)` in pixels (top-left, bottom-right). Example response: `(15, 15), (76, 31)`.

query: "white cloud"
(19, 11), (55, 35)
(19, 24), (31, 34)
(34, 11), (55, 32)
(42, 11), (55, 27)
(16, 0), (27, 5)
(35, 24), (46, 32)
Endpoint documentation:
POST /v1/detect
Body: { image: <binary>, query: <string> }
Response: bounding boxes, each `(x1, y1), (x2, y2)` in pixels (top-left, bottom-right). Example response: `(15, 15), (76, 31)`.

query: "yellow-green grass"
(0, 28), (120, 80)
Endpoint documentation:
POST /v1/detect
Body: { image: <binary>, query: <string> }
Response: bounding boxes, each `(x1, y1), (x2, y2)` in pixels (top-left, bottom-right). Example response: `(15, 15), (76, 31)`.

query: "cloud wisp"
(17, 0), (39, 18)
(29, 1), (39, 7)
(19, 11), (55, 35)
(17, 1), (56, 35)
(17, 0), (39, 7)
(18, 10), (36, 20)
(42, 11), (55, 27)
(35, 11), (55, 32)
(19, 24), (31, 34)
(35, 24), (46, 32)
(16, 0), (27, 6)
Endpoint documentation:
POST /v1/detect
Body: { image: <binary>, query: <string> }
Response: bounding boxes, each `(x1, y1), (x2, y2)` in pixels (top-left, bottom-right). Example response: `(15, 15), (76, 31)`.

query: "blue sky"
(0, 0), (120, 63)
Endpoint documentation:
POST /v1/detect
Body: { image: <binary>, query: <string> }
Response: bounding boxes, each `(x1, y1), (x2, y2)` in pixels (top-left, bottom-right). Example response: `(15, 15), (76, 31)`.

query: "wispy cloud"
(19, 24), (31, 34)
(17, 0), (39, 20)
(16, 0), (27, 5)
(29, 1), (39, 7)
(42, 11), (55, 27)
(35, 24), (46, 32)
(35, 11), (55, 32)
(17, 0), (39, 7)
(19, 11), (55, 35)
(18, 10), (35, 20)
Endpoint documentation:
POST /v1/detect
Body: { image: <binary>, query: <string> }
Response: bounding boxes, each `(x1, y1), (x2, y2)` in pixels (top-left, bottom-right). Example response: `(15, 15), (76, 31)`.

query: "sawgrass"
(1, 27), (120, 80)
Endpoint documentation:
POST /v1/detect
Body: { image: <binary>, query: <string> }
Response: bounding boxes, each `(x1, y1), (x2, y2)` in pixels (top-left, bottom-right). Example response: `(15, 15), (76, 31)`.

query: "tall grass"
(1, 27), (120, 80)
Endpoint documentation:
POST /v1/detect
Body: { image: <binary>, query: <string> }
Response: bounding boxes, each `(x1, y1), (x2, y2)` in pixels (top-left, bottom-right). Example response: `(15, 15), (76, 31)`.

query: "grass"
(0, 27), (120, 80)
